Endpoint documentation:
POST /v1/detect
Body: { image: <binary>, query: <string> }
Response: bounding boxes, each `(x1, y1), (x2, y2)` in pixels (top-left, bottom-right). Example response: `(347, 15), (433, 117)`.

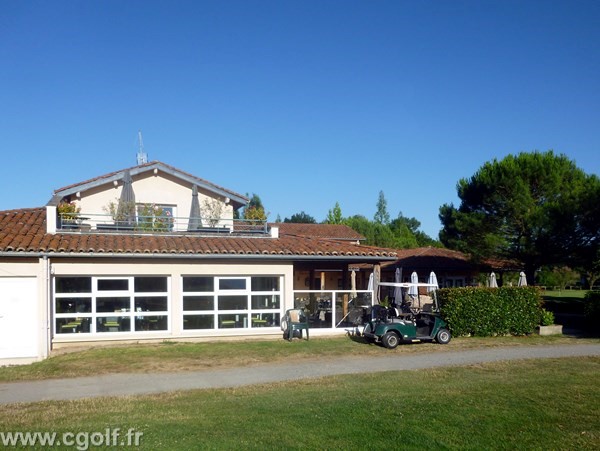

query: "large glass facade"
(54, 273), (367, 337)
(294, 290), (373, 329)
(54, 276), (170, 335)
(183, 276), (282, 330)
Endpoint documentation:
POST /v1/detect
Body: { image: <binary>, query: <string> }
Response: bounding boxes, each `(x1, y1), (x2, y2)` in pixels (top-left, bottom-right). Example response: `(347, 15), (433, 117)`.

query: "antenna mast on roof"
(136, 130), (148, 165)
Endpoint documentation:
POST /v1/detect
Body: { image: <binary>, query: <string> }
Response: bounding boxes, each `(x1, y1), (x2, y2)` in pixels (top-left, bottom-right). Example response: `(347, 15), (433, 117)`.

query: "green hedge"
(438, 287), (543, 337)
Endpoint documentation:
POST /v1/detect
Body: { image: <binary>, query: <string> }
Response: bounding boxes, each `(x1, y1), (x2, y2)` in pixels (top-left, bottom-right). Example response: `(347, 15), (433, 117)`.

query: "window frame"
(182, 275), (282, 331)
(53, 276), (171, 335)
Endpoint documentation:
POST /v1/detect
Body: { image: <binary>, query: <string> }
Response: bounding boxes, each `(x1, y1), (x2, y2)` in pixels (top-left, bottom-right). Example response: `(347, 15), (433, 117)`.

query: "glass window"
(183, 315), (214, 330)
(54, 275), (171, 336)
(251, 313), (280, 328)
(251, 295), (280, 309)
(218, 295), (247, 310)
(96, 297), (130, 313)
(135, 296), (168, 312)
(219, 279), (246, 290)
(136, 205), (175, 232)
(155, 205), (174, 232)
(181, 275), (283, 331)
(134, 315), (168, 331)
(98, 279), (129, 291)
(183, 277), (214, 292)
(56, 297), (92, 314)
(251, 277), (280, 291)
(218, 314), (247, 328)
(134, 277), (167, 292)
(183, 296), (214, 311)
(55, 277), (91, 293)
(97, 316), (131, 332)
(56, 317), (91, 334)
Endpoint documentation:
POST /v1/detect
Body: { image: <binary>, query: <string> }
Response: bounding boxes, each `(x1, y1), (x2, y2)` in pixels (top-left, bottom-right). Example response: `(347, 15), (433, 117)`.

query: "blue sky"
(1, 0), (599, 238)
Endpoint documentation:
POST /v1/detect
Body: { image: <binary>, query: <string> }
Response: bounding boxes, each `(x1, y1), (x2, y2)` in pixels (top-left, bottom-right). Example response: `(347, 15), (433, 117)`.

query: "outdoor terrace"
(293, 289), (374, 329)
(56, 212), (269, 236)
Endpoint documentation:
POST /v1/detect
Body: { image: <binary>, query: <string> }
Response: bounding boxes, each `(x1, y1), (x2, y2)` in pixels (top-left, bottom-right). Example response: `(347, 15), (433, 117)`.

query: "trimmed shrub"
(540, 309), (555, 326)
(438, 287), (542, 337)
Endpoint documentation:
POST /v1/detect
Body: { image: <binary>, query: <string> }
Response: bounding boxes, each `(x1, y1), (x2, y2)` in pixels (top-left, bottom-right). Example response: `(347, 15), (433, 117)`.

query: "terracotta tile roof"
(273, 223), (365, 241)
(0, 208), (396, 260)
(381, 246), (520, 272)
(381, 246), (475, 271)
(481, 257), (522, 271)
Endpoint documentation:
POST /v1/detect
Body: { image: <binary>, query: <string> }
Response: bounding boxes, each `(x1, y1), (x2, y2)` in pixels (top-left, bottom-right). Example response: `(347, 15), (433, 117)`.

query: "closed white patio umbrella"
(518, 271), (527, 287)
(187, 185), (201, 231)
(350, 270), (357, 299)
(117, 170), (136, 225)
(488, 272), (498, 288)
(427, 271), (439, 293)
(409, 271), (418, 297)
(393, 267), (403, 303)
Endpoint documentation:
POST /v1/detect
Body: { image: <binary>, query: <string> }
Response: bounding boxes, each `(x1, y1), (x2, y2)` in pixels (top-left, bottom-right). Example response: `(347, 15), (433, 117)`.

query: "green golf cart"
(361, 282), (451, 349)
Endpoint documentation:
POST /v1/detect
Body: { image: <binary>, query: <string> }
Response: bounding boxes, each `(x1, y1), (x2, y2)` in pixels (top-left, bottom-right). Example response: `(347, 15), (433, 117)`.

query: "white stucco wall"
(0, 260), (49, 365)
(64, 172), (233, 230)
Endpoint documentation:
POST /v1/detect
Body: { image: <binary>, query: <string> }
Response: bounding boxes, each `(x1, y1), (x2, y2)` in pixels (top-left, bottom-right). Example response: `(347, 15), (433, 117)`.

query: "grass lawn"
(1, 357), (598, 450)
(1, 335), (598, 382)
(543, 289), (588, 299)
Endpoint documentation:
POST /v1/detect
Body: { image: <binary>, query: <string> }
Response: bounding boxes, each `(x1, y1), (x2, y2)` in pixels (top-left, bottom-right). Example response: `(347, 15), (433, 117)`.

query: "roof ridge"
(0, 206), (45, 215)
(52, 161), (248, 203)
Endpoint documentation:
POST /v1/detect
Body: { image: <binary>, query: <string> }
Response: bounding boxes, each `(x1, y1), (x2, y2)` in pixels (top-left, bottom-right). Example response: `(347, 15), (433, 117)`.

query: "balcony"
(56, 212), (269, 236)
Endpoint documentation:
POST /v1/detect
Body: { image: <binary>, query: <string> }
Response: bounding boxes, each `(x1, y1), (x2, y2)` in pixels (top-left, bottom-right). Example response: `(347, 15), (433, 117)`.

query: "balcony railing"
(57, 212), (269, 236)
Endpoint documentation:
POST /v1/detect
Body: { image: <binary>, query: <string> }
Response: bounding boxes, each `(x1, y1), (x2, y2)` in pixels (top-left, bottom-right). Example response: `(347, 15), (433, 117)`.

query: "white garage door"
(0, 278), (39, 359)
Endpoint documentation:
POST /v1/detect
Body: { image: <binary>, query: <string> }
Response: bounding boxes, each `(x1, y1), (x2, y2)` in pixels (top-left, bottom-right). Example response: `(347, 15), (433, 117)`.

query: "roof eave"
(0, 251), (396, 262)
(50, 162), (248, 209)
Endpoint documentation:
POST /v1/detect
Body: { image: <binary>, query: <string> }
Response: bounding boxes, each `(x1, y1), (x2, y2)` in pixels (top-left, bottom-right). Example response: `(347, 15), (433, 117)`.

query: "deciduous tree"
(243, 193), (267, 221)
(325, 202), (343, 224)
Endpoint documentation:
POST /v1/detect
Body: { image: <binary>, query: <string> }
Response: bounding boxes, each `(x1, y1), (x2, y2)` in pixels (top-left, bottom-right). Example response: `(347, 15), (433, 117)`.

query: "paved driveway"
(1, 344), (598, 405)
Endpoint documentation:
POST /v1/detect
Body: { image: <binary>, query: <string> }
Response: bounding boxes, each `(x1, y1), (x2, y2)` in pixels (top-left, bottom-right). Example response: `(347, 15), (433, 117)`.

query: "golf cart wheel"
(436, 328), (451, 344)
(381, 331), (400, 349)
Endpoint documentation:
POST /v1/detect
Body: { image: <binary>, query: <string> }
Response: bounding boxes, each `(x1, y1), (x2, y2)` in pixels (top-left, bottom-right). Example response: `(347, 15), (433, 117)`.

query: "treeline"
(276, 191), (439, 249)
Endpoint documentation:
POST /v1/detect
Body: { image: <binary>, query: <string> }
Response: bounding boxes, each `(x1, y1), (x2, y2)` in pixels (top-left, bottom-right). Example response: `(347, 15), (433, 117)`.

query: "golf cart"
(361, 282), (451, 349)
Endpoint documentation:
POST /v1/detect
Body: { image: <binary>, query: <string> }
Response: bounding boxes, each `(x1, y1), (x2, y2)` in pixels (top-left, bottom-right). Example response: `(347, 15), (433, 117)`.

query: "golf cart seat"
(282, 309), (309, 341)
(421, 303), (434, 312)
(397, 301), (415, 319)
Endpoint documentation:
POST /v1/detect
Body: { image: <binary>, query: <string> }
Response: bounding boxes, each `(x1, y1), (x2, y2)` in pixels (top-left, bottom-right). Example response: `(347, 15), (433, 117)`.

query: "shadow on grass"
(542, 294), (599, 337)
(345, 328), (376, 346)
(542, 296), (585, 314)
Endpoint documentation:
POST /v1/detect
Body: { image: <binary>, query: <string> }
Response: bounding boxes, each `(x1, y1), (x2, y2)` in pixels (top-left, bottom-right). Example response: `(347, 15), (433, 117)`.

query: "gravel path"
(1, 344), (598, 405)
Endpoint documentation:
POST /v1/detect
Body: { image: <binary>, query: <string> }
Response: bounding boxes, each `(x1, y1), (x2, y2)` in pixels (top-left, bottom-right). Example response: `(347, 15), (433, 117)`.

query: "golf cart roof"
(378, 282), (438, 289)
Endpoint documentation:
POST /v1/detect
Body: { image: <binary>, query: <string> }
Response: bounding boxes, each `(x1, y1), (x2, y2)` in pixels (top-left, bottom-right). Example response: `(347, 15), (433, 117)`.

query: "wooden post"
(343, 294), (348, 317)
